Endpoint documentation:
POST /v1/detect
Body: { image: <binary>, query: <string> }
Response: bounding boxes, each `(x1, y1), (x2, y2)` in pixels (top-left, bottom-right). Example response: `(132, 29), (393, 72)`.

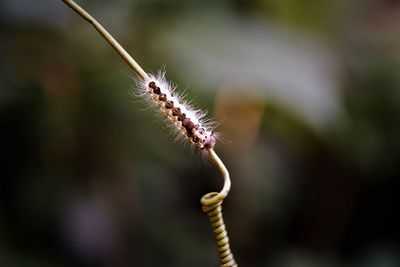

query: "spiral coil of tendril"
(201, 192), (237, 267)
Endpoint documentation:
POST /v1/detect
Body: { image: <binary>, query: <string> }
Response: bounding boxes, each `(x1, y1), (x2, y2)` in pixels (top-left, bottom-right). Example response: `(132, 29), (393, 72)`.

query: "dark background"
(1, 0), (400, 266)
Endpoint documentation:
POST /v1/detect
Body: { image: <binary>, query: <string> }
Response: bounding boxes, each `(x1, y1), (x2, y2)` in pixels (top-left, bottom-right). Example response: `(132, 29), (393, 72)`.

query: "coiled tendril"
(202, 149), (237, 267)
(202, 193), (237, 267)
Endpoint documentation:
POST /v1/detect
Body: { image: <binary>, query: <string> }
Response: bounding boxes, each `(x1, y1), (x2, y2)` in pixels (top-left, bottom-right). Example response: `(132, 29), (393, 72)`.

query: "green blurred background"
(1, 0), (400, 266)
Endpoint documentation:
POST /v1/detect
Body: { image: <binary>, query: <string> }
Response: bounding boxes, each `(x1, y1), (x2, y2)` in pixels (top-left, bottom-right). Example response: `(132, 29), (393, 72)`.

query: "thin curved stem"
(206, 148), (231, 199)
(62, 0), (149, 80)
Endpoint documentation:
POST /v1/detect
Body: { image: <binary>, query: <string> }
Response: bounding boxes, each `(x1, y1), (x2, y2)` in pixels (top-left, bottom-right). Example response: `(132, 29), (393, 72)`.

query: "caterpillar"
(60, 0), (218, 150)
(138, 71), (217, 150)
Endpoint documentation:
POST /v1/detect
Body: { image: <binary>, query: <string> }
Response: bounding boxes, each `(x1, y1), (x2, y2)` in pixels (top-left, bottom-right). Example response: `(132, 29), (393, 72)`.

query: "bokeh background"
(1, 0), (400, 266)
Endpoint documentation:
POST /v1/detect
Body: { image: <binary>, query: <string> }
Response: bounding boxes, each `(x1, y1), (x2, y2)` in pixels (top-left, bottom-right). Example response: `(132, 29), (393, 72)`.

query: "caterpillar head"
(200, 131), (217, 150)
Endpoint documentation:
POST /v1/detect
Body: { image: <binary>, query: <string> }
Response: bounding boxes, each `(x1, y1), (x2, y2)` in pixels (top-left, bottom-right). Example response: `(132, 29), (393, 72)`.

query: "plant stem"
(62, 1), (237, 265)
(206, 148), (231, 199)
(201, 149), (237, 267)
(62, 0), (149, 80)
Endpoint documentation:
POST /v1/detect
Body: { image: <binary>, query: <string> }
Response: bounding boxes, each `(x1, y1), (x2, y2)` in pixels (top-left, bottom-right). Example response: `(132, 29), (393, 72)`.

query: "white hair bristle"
(137, 70), (217, 150)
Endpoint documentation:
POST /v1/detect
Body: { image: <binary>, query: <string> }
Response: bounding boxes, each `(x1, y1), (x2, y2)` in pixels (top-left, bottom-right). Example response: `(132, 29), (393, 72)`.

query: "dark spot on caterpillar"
(148, 81), (157, 90)
(171, 107), (180, 116)
(192, 136), (200, 143)
(182, 118), (195, 135)
(182, 118), (190, 128)
(159, 93), (167, 101)
(165, 100), (174, 109)
(178, 113), (186, 121)
(187, 122), (195, 132)
(154, 87), (161, 95)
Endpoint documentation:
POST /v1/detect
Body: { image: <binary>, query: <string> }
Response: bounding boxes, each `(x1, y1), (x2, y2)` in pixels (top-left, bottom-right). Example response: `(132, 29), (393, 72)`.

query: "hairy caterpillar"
(60, 0), (217, 150)
(138, 71), (217, 150)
